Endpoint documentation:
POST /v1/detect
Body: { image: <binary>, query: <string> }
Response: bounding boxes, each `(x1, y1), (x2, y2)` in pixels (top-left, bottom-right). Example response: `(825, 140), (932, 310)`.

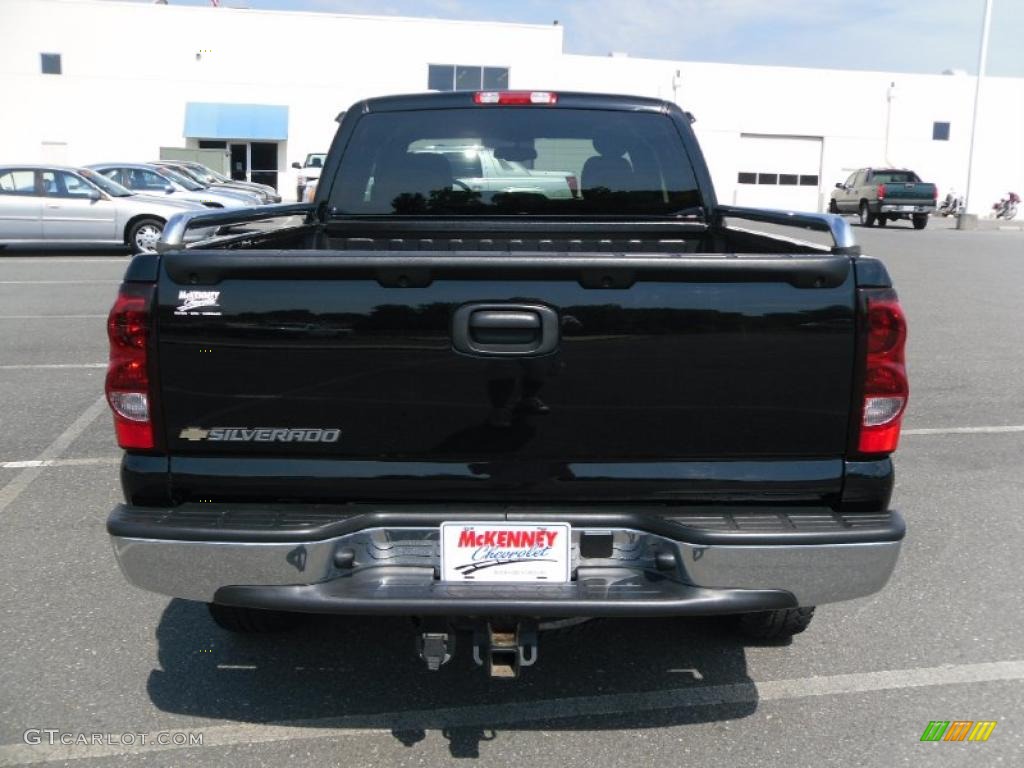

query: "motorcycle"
(993, 192), (1020, 220)
(939, 194), (964, 217)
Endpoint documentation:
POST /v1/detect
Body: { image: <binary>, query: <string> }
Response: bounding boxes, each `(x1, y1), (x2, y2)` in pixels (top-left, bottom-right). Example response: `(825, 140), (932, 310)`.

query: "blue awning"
(184, 102), (289, 140)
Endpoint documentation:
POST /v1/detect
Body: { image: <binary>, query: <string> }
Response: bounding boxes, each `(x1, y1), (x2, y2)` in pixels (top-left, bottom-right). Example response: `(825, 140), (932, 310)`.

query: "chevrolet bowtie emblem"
(179, 427), (209, 441)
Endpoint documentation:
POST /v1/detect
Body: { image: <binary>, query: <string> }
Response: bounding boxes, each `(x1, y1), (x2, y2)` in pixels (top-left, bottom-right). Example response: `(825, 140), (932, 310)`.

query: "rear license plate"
(899, 205), (914, 212)
(440, 522), (571, 583)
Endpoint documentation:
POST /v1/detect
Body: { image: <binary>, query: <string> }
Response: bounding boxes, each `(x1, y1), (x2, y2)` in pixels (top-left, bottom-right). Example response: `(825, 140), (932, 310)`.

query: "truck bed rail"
(717, 205), (858, 255)
(157, 203), (858, 257)
(157, 203), (316, 253)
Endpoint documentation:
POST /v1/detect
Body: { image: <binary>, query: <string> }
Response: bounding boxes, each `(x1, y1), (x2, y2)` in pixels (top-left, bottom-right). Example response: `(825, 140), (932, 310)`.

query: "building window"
(455, 65), (481, 90)
(483, 67), (509, 89)
(40, 53), (61, 75)
(198, 140), (227, 149)
(428, 65), (454, 92)
(933, 121), (951, 141)
(739, 172), (819, 186)
(428, 64), (509, 92)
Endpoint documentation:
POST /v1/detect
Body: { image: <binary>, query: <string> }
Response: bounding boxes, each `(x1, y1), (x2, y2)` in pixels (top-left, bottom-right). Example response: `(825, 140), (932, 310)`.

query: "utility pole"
(963, 0), (993, 218)
(884, 82), (896, 165)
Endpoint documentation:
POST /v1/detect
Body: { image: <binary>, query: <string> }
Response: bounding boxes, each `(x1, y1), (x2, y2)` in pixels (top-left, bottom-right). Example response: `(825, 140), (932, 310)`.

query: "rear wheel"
(127, 217), (164, 255)
(912, 214), (929, 230)
(858, 202), (876, 227)
(828, 199), (839, 213)
(733, 607), (815, 640)
(876, 215), (888, 227)
(207, 603), (305, 633)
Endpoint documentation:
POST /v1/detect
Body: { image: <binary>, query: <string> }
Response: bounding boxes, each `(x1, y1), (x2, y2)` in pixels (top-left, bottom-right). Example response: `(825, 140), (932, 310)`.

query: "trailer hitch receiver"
(473, 621), (539, 678)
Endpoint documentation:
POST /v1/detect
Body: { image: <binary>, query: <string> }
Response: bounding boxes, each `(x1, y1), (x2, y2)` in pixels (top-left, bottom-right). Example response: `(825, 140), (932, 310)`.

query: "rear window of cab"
(329, 108), (702, 216)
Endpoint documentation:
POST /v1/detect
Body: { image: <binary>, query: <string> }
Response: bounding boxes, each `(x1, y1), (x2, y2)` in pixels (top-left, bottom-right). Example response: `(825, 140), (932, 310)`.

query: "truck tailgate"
(882, 182), (935, 202)
(154, 250), (856, 498)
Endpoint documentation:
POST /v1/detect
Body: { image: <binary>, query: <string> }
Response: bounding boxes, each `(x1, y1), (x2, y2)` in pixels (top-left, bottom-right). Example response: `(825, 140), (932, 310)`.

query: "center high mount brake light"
(474, 91), (558, 105)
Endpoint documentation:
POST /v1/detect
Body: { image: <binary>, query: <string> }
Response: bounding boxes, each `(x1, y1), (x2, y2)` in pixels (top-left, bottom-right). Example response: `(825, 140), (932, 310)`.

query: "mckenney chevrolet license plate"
(440, 522), (571, 583)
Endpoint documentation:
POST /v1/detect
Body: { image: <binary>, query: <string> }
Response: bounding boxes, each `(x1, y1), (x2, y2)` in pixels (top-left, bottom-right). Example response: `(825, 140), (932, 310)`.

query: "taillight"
(473, 91), (558, 105)
(857, 290), (908, 454)
(932, 186), (938, 200)
(877, 183), (887, 200)
(566, 174), (579, 198)
(106, 284), (156, 450)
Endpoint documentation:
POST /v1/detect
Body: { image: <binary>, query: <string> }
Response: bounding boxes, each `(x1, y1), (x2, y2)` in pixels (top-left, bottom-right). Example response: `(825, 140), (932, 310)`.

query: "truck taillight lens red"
(474, 91), (558, 105)
(106, 284), (156, 449)
(858, 290), (908, 454)
(877, 183), (887, 200)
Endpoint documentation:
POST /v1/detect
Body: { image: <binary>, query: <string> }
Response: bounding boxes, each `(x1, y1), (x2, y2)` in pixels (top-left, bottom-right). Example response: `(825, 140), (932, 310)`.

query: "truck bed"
(120, 204), (888, 512)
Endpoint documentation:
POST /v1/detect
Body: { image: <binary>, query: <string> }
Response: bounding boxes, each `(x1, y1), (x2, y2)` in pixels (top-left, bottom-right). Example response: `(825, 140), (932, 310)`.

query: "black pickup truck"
(105, 91), (908, 677)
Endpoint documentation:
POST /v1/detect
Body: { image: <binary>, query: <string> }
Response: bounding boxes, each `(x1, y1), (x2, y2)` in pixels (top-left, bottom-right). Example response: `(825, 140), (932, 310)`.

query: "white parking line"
(0, 363), (105, 370)
(0, 458), (119, 469)
(903, 425), (1024, 435)
(0, 658), (1020, 765)
(0, 314), (106, 320)
(0, 280), (120, 285)
(0, 396), (107, 515)
(0, 258), (127, 263)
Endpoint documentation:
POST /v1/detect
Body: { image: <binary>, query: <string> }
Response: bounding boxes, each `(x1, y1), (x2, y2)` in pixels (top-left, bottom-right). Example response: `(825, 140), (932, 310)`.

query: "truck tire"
(858, 202), (876, 227)
(876, 215), (888, 227)
(828, 199), (839, 213)
(733, 607), (815, 640)
(207, 603), (305, 633)
(912, 214), (928, 230)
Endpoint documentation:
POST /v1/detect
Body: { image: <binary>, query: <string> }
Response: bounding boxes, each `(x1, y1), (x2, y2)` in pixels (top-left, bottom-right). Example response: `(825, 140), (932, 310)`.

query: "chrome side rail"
(716, 205), (858, 254)
(157, 202), (316, 253)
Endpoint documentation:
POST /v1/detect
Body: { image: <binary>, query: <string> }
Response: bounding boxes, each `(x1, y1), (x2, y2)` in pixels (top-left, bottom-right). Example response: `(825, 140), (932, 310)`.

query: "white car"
(291, 153), (326, 202)
(0, 165), (212, 253)
(412, 144), (577, 200)
(88, 163), (263, 209)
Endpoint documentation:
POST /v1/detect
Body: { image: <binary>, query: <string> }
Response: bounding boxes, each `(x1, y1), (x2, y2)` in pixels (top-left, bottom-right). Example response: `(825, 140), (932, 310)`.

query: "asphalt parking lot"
(1, 218), (1022, 767)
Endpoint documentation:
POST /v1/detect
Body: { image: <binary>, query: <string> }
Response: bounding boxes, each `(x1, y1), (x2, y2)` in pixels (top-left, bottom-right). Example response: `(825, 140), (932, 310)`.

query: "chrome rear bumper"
(109, 507), (903, 613)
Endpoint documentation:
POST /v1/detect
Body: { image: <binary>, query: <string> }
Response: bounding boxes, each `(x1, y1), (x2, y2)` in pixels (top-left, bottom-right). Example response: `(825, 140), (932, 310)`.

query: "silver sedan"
(155, 161), (281, 204)
(0, 165), (213, 254)
(87, 163), (263, 209)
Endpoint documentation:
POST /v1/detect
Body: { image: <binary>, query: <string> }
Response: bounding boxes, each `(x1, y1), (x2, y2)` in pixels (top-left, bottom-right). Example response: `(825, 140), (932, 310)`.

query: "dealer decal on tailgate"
(440, 523), (571, 583)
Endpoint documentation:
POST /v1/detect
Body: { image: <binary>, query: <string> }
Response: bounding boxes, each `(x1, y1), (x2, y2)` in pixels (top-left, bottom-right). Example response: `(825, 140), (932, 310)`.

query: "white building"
(3, 0), (1021, 213)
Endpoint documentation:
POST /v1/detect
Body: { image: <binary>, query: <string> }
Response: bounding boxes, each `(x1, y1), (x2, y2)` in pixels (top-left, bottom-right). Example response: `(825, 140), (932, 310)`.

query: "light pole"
(963, 0), (994, 219)
(884, 82), (896, 165)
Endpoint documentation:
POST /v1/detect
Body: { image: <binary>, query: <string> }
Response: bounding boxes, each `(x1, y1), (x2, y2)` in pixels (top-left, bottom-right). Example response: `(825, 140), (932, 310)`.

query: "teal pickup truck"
(829, 168), (937, 229)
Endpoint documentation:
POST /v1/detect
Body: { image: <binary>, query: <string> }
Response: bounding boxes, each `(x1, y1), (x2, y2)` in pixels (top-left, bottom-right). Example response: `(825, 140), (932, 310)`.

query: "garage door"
(733, 134), (823, 213)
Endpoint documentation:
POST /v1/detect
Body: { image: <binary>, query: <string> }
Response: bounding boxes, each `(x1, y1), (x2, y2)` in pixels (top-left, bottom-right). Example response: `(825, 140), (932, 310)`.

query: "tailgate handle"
(453, 303), (559, 356)
(471, 311), (539, 344)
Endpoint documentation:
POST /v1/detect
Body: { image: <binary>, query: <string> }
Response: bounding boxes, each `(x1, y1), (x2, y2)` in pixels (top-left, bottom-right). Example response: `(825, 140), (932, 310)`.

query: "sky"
(117, 0), (1023, 77)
